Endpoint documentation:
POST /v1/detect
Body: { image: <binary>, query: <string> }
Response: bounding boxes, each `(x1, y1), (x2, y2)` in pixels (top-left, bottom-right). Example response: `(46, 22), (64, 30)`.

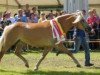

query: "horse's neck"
(62, 22), (73, 33)
(58, 15), (74, 33)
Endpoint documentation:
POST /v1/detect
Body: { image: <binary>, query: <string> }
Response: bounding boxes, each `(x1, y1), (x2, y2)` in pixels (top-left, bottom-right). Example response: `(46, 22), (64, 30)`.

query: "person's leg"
(71, 37), (81, 53)
(81, 37), (94, 66)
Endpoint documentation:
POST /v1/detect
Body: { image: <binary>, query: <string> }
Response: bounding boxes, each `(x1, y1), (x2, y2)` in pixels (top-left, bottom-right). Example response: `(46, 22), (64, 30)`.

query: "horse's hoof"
(76, 65), (81, 68)
(25, 64), (29, 68)
(34, 67), (38, 71)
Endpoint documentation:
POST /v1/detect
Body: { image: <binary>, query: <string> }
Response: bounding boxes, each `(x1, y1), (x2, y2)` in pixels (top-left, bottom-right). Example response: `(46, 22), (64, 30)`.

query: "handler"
(56, 10), (94, 66)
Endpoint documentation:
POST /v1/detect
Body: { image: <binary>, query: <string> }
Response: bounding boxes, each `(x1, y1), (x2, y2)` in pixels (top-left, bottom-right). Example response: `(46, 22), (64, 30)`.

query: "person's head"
(82, 10), (86, 15)
(92, 8), (97, 15)
(56, 9), (61, 16)
(61, 11), (66, 15)
(6, 11), (11, 18)
(25, 4), (29, 9)
(40, 12), (45, 17)
(50, 10), (53, 13)
(88, 10), (93, 16)
(2, 11), (8, 20)
(32, 7), (37, 13)
(18, 9), (23, 16)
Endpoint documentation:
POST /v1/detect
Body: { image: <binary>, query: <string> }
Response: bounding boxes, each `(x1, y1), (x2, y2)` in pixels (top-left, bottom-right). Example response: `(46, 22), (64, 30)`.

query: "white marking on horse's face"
(73, 15), (83, 24)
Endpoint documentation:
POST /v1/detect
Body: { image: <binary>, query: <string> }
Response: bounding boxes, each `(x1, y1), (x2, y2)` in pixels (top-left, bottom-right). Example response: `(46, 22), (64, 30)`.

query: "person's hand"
(91, 29), (95, 34)
(73, 36), (76, 40)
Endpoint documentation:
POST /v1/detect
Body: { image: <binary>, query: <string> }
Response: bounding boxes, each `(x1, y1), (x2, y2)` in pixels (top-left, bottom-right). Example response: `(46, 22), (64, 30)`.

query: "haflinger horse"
(0, 13), (88, 71)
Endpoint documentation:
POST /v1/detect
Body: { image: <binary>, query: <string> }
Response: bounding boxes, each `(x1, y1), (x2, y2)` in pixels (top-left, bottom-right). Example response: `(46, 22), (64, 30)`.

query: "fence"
(65, 39), (100, 50)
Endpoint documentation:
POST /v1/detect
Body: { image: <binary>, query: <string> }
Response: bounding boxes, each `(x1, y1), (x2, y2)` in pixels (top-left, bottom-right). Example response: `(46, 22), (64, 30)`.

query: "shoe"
(85, 63), (94, 66)
(56, 51), (60, 56)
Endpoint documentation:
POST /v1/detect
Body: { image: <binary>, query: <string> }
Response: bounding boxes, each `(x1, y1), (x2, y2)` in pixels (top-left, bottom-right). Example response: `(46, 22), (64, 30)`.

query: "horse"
(0, 13), (88, 71)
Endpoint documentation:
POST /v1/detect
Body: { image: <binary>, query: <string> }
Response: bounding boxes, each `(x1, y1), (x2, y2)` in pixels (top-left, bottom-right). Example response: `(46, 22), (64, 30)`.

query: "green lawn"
(0, 51), (100, 75)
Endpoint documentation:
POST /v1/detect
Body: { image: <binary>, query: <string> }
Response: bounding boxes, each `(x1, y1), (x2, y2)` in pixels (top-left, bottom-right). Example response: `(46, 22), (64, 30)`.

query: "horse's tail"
(0, 24), (20, 61)
(0, 26), (11, 60)
(0, 36), (2, 52)
(0, 24), (19, 52)
(0, 27), (7, 51)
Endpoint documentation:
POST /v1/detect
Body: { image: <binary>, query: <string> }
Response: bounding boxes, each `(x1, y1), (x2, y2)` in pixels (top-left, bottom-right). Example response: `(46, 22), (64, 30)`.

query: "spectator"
(48, 10), (55, 20)
(81, 10), (88, 20)
(55, 9), (62, 17)
(24, 4), (31, 22)
(28, 13), (35, 23)
(24, 4), (30, 17)
(32, 6), (37, 14)
(61, 10), (67, 15)
(92, 8), (99, 20)
(15, 9), (28, 22)
(86, 10), (98, 30)
(6, 11), (16, 23)
(92, 8), (100, 39)
(31, 7), (38, 23)
(0, 11), (11, 29)
(38, 12), (47, 23)
(87, 9), (100, 49)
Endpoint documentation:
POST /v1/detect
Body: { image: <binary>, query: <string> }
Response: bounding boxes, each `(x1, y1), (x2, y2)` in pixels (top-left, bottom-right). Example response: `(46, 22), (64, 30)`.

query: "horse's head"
(73, 12), (89, 30)
(57, 13), (88, 33)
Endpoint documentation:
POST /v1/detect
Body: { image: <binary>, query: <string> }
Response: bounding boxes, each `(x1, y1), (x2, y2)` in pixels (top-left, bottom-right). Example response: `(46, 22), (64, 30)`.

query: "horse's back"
(11, 22), (55, 47)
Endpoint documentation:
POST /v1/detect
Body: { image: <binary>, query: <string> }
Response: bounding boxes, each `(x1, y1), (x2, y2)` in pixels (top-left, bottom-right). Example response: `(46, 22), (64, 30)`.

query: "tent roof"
(0, 0), (64, 6)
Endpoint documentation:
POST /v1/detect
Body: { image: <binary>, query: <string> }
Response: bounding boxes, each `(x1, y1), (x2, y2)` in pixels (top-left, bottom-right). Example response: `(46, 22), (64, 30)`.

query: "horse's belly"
(19, 26), (55, 47)
(20, 36), (55, 47)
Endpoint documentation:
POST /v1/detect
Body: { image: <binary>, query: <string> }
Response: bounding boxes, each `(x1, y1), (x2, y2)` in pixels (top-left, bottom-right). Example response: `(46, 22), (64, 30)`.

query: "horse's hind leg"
(56, 42), (81, 67)
(14, 41), (29, 68)
(0, 47), (8, 62)
(0, 37), (17, 62)
(34, 47), (53, 71)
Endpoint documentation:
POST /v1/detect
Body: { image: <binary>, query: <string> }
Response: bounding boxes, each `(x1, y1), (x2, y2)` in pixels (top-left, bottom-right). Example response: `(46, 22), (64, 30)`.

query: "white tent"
(64, 0), (88, 13)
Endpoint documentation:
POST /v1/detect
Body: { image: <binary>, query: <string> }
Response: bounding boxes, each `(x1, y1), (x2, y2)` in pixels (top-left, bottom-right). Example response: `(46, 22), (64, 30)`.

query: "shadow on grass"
(0, 69), (100, 75)
(6, 49), (43, 55)
(94, 66), (100, 69)
(26, 70), (100, 75)
(6, 47), (57, 55)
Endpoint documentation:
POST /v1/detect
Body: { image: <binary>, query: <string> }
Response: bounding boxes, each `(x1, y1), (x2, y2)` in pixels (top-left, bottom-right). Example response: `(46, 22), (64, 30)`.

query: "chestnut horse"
(0, 13), (87, 71)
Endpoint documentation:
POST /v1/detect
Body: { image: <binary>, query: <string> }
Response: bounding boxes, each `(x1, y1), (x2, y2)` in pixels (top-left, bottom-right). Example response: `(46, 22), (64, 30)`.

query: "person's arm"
(73, 27), (77, 40)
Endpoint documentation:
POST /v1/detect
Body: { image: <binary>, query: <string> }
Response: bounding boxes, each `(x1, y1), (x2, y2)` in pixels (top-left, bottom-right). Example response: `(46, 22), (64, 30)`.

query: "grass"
(0, 50), (100, 75)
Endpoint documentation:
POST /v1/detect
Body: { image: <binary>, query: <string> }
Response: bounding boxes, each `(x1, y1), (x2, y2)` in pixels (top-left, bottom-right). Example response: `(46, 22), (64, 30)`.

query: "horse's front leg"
(34, 47), (53, 71)
(56, 42), (81, 67)
(14, 42), (29, 68)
